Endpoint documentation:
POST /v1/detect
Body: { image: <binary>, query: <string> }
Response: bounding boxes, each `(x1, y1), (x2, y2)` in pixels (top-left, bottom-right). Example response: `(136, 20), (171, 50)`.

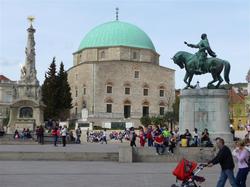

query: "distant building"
(229, 68), (250, 129)
(0, 75), (16, 127)
(67, 18), (175, 128)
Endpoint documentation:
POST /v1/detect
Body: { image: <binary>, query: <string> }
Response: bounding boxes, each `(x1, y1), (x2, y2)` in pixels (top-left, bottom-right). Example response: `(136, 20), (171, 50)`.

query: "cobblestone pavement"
(1, 161), (249, 187)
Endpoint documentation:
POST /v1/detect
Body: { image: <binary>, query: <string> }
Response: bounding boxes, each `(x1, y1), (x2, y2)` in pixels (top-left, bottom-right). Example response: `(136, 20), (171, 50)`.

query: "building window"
(106, 104), (112, 113)
(142, 106), (149, 117)
(101, 51), (105, 59)
(75, 89), (78, 97)
(124, 105), (131, 118)
(132, 51), (137, 59)
(125, 87), (130, 95)
(143, 88), (148, 96)
(160, 107), (165, 116)
(75, 74), (78, 80)
(83, 87), (86, 95)
(134, 71), (139, 78)
(160, 90), (164, 97)
(107, 86), (112, 93)
(75, 107), (78, 115)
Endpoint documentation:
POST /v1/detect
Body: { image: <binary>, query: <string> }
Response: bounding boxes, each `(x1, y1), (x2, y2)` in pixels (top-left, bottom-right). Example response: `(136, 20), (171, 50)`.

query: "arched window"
(133, 51), (137, 59)
(101, 51), (105, 59)
(19, 107), (33, 118)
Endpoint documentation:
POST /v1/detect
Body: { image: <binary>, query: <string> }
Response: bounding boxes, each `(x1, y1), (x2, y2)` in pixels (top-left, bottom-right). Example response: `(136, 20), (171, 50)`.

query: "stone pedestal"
(179, 89), (233, 143)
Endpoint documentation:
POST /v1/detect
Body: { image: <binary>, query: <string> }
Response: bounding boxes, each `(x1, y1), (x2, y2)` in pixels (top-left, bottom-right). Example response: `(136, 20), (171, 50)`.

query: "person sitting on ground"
(184, 129), (192, 147)
(154, 133), (165, 155)
(201, 128), (212, 146)
(168, 132), (176, 154)
(13, 130), (20, 139)
(192, 128), (199, 147)
(21, 128), (26, 139)
(26, 128), (32, 139)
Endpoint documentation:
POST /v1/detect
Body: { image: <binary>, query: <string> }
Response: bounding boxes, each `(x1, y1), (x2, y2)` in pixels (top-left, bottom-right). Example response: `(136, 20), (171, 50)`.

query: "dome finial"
(115, 7), (119, 21)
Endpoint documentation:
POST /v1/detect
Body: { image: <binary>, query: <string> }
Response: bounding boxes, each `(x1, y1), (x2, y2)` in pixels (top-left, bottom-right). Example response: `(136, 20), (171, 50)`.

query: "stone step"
(0, 152), (119, 161)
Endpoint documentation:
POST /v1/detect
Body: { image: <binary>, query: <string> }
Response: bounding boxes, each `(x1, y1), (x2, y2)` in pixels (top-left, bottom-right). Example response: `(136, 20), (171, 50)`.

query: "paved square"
(1, 161), (249, 187)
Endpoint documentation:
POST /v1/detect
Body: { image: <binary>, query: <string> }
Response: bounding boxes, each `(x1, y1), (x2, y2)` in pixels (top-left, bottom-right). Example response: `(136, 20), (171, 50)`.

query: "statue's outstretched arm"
(184, 41), (198, 48)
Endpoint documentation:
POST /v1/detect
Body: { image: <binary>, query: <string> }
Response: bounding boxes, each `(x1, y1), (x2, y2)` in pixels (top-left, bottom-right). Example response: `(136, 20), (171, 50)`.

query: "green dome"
(78, 21), (155, 51)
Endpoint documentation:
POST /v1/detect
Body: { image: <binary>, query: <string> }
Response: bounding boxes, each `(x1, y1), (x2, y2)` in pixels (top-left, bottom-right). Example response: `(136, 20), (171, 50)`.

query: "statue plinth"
(179, 89), (233, 143)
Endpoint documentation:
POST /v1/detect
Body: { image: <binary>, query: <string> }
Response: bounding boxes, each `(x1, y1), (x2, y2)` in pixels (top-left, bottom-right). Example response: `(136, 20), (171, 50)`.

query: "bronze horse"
(172, 51), (230, 89)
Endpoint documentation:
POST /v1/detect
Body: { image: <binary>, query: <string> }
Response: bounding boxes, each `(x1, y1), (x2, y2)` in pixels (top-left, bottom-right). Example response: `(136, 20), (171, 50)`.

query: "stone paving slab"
(1, 161), (249, 187)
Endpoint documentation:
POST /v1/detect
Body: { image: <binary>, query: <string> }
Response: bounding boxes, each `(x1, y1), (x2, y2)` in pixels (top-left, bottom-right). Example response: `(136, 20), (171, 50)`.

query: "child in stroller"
(171, 159), (207, 187)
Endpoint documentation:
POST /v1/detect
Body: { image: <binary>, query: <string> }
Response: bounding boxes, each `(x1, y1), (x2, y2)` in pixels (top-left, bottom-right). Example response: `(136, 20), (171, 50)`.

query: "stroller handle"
(199, 163), (208, 167)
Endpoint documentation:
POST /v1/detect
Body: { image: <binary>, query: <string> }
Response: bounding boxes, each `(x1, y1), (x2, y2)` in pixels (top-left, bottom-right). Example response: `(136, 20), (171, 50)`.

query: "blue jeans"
(148, 138), (153, 147)
(216, 169), (238, 187)
(155, 144), (165, 154)
(236, 167), (249, 187)
(54, 136), (58, 146)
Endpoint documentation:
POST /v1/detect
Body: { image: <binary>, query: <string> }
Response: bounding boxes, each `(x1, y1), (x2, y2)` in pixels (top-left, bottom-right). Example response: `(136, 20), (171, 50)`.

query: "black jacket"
(209, 145), (234, 170)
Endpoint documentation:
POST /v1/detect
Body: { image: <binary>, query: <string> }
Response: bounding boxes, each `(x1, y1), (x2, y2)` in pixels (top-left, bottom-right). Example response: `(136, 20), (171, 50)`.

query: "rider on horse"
(184, 33), (217, 74)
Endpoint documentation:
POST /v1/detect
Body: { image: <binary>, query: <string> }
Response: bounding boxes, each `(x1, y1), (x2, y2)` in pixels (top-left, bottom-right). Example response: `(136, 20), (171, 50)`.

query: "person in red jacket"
(139, 128), (146, 147)
(52, 127), (59, 146)
(154, 133), (165, 155)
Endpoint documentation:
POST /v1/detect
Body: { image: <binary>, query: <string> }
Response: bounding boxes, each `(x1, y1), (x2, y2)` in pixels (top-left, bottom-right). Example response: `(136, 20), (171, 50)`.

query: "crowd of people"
(126, 125), (217, 155)
(13, 128), (32, 139)
(127, 125), (178, 155)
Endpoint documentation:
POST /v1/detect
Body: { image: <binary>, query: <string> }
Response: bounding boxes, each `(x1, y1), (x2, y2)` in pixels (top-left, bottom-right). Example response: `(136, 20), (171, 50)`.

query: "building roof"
(0, 75), (11, 81)
(78, 21), (155, 52)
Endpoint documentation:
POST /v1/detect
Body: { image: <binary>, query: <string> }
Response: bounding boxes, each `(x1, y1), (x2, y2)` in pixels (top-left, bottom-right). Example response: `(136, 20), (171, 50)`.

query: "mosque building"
(67, 12), (175, 129)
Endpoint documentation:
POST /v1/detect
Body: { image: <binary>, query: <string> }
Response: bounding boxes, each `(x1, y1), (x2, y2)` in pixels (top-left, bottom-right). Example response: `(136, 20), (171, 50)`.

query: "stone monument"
(172, 33), (233, 143)
(7, 17), (44, 132)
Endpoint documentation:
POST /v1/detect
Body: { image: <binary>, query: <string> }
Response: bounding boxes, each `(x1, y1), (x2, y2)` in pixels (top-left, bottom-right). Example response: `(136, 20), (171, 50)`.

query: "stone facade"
(73, 46), (159, 66)
(179, 89), (232, 143)
(0, 76), (16, 127)
(68, 48), (175, 128)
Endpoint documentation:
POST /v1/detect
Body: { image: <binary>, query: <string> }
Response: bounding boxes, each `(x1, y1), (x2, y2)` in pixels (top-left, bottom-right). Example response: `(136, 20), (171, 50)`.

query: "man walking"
(208, 137), (238, 187)
(75, 127), (81, 144)
(60, 125), (67, 147)
(38, 125), (44, 144)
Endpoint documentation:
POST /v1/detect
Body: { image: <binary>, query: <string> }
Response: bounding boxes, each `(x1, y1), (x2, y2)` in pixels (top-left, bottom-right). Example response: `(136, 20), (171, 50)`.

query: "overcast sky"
(0, 0), (250, 88)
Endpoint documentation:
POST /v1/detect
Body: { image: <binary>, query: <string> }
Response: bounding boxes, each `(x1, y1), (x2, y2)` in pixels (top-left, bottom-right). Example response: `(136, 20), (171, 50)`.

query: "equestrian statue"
(172, 33), (231, 89)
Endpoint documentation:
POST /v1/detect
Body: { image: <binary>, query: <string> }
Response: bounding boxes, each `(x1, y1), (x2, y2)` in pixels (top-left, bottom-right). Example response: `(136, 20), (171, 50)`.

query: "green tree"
(172, 94), (180, 122)
(140, 116), (151, 127)
(164, 111), (176, 130)
(42, 57), (58, 120)
(57, 62), (72, 120)
(151, 116), (165, 126)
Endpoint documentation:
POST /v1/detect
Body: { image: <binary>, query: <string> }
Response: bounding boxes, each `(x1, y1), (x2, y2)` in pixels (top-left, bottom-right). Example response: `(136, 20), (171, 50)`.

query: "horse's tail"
(223, 60), (230, 84)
